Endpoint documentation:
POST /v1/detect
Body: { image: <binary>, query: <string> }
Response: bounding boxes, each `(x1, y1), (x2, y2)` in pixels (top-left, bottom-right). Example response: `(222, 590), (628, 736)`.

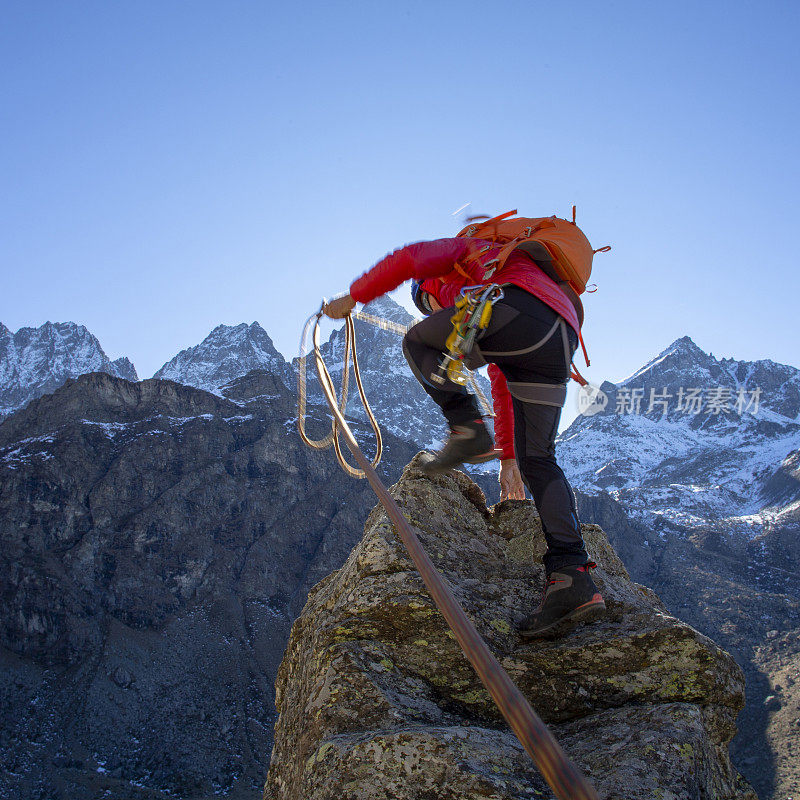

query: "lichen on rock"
(264, 455), (756, 799)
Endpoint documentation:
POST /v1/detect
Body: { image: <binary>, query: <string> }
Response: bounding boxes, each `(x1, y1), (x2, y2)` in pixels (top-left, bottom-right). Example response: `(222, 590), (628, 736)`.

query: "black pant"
(402, 286), (588, 573)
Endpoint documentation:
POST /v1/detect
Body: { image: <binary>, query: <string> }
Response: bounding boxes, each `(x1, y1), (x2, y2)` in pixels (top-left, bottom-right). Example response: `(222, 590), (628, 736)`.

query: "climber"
(322, 224), (605, 639)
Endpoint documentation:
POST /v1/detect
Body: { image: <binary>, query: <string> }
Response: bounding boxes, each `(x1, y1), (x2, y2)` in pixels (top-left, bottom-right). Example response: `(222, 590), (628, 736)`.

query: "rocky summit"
(264, 456), (756, 800)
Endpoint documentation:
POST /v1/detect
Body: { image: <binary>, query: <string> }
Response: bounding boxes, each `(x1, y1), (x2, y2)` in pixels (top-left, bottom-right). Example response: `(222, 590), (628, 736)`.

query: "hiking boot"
(519, 562), (606, 640)
(421, 418), (497, 475)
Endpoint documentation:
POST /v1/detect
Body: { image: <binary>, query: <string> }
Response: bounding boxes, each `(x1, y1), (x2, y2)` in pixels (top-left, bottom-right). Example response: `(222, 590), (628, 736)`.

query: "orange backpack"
(456, 208), (610, 384)
(455, 208), (609, 295)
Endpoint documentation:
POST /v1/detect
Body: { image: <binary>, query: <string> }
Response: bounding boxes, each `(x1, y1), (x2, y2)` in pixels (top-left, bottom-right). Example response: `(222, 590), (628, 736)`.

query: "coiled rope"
(297, 305), (599, 800)
(297, 307), (492, 478)
(297, 310), (382, 478)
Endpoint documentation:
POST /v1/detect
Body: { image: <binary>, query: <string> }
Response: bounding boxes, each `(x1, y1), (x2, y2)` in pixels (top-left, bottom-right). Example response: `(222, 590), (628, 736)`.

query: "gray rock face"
(152, 322), (295, 393)
(0, 370), (417, 800)
(112, 356), (138, 382)
(572, 482), (800, 799)
(264, 458), (755, 800)
(0, 321), (138, 418)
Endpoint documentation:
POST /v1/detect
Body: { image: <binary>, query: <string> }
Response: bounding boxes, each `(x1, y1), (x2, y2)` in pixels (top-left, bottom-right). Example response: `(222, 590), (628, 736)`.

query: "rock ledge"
(265, 456), (756, 800)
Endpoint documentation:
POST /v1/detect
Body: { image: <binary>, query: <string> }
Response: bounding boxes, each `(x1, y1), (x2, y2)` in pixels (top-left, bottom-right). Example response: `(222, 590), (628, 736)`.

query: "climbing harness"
(297, 302), (600, 800)
(297, 306), (494, 478)
(432, 284), (504, 387)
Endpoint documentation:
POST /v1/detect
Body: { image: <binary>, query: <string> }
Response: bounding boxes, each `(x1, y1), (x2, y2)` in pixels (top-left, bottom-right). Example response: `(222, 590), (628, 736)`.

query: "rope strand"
(298, 305), (495, 479)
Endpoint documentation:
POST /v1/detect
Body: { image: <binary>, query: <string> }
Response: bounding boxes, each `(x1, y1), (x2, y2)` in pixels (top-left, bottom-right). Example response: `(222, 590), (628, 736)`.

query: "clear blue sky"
(2, 1), (798, 428)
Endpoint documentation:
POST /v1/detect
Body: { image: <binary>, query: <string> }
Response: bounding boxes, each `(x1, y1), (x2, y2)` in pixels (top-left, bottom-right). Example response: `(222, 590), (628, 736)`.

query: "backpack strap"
(570, 365), (589, 386)
(461, 209), (518, 239)
(560, 318), (590, 386)
(578, 330), (590, 367)
(453, 243), (494, 280)
(452, 260), (474, 281)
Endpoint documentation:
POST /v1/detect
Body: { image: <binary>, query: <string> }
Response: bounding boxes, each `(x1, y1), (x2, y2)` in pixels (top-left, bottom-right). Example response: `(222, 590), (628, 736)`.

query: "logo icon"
(577, 383), (608, 417)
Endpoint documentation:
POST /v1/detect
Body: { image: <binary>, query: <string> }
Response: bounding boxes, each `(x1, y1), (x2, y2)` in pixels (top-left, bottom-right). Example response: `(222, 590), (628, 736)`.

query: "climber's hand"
(323, 294), (356, 319)
(499, 459), (525, 501)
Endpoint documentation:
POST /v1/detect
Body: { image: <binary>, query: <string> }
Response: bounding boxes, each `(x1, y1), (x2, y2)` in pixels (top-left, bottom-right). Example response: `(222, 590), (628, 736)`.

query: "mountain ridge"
(0, 368), (419, 799)
(559, 334), (800, 537)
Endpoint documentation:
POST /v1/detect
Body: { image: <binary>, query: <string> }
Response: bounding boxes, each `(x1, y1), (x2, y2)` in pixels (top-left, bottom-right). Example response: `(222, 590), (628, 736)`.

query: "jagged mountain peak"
(12, 320), (89, 347)
(203, 321), (274, 344)
(0, 321), (138, 418)
(620, 335), (716, 387)
(111, 357), (138, 382)
(558, 333), (800, 547)
(611, 335), (799, 422)
(44, 320), (83, 332)
(152, 320), (292, 394)
(661, 334), (707, 358)
(360, 294), (417, 326)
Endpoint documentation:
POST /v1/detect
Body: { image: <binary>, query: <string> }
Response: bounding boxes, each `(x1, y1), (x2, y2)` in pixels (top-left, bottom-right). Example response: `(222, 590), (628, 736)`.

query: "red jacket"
(350, 237), (580, 459)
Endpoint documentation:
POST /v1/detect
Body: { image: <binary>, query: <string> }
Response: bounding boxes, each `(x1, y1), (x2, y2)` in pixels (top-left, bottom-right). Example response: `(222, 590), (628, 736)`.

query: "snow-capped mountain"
(558, 335), (800, 539)
(0, 321), (138, 419)
(152, 322), (295, 394)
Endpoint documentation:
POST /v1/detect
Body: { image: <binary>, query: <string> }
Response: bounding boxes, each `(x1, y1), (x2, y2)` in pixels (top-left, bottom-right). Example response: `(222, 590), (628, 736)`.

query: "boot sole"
(519, 598), (606, 640)
(464, 448), (503, 464)
(421, 450), (500, 475)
